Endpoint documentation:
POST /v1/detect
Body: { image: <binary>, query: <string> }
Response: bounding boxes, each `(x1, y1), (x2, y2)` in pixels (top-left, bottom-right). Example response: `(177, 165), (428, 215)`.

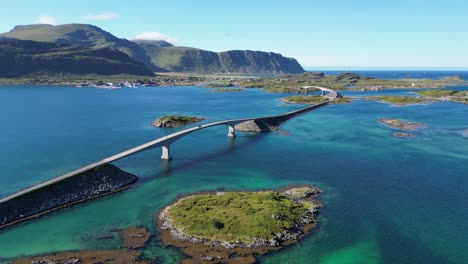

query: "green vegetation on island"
(212, 88), (244, 92)
(416, 89), (468, 104)
(167, 191), (308, 242)
(158, 186), (322, 263)
(367, 96), (427, 105)
(235, 72), (466, 92)
(280, 95), (327, 104)
(417, 90), (460, 97)
(152, 115), (205, 128)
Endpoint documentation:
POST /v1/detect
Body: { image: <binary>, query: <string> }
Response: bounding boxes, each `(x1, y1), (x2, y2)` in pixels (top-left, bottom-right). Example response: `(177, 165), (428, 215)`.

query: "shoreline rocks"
(12, 226), (152, 264)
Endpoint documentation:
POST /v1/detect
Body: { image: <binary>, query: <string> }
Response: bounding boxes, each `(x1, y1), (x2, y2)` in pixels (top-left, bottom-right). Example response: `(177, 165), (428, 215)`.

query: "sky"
(1, 0), (468, 69)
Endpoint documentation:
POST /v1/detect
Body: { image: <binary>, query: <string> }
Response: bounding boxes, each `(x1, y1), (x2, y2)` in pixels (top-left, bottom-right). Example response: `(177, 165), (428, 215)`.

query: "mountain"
(137, 42), (305, 74)
(0, 38), (154, 77)
(0, 24), (165, 72)
(1, 23), (305, 75)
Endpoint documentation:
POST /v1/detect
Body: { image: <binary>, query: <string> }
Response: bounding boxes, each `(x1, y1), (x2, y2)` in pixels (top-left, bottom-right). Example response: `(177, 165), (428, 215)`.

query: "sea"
(0, 71), (467, 263)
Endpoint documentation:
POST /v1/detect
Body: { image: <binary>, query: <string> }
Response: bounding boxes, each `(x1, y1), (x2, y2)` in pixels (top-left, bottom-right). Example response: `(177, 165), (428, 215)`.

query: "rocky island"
(13, 226), (151, 264)
(416, 90), (468, 104)
(280, 95), (328, 104)
(281, 95), (351, 105)
(158, 185), (322, 263)
(366, 96), (428, 105)
(379, 118), (424, 137)
(152, 115), (205, 128)
(379, 118), (424, 131)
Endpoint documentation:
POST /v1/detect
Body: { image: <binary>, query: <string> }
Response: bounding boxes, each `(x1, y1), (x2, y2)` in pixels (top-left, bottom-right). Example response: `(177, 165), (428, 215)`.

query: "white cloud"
(82, 12), (119, 21)
(131, 32), (179, 44)
(35, 16), (57, 25)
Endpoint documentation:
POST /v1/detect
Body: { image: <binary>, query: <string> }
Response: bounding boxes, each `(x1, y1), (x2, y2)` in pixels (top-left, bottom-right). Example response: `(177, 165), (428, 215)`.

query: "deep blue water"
(0, 80), (467, 263)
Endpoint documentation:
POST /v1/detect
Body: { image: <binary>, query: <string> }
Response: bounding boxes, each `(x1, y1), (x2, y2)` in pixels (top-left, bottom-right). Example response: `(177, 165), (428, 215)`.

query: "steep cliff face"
(0, 38), (155, 77)
(218, 50), (304, 74)
(0, 164), (138, 228)
(140, 44), (305, 74)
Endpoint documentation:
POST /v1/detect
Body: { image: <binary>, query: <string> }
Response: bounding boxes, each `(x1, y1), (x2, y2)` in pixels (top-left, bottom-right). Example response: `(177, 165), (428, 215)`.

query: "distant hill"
(0, 38), (154, 77)
(138, 42), (305, 74)
(0, 24), (165, 72)
(1, 23), (305, 75)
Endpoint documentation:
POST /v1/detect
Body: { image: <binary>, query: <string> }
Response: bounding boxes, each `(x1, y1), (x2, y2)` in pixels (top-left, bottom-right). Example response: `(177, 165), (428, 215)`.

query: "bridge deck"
(0, 87), (337, 204)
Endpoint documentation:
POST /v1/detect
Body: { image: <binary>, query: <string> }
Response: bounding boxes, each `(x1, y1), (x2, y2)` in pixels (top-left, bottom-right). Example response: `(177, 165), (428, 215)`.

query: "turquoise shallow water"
(0, 85), (467, 263)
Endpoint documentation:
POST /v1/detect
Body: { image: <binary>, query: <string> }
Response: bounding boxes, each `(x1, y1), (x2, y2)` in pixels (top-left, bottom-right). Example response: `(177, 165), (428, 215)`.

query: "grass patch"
(212, 88), (244, 92)
(168, 191), (308, 243)
(416, 90), (460, 97)
(281, 95), (327, 104)
(368, 96), (426, 105)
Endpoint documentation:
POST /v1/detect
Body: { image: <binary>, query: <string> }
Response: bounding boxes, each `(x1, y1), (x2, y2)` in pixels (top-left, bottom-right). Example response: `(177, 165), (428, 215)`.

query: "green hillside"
(0, 38), (154, 77)
(0, 24), (165, 72)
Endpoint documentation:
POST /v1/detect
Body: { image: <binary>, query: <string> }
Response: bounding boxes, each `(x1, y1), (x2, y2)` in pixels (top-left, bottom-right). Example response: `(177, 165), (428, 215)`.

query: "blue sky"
(2, 0), (468, 68)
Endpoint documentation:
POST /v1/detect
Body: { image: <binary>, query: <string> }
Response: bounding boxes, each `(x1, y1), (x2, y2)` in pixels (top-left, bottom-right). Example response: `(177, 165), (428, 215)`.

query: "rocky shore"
(152, 115), (205, 128)
(157, 185), (322, 263)
(12, 226), (152, 264)
(0, 164), (138, 229)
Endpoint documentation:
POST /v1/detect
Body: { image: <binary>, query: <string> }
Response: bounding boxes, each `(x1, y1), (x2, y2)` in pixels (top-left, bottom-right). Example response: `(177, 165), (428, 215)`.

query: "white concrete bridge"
(0, 87), (338, 205)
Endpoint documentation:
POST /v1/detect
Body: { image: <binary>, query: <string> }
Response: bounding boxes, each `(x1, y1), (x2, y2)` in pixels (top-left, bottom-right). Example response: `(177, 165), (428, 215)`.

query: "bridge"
(0, 87), (338, 205)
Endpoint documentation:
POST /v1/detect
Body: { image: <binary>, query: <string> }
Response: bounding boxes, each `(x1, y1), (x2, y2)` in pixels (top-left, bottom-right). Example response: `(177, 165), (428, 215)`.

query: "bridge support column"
(304, 88), (309, 94)
(321, 90), (325, 96)
(227, 125), (236, 138)
(161, 145), (172, 160)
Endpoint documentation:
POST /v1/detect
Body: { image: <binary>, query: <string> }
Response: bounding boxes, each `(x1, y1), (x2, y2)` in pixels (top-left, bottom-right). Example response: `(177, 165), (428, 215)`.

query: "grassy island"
(158, 185), (322, 263)
(212, 88), (244, 92)
(152, 115), (204, 128)
(416, 90), (468, 104)
(367, 96), (427, 105)
(280, 95), (327, 104)
(169, 192), (308, 242)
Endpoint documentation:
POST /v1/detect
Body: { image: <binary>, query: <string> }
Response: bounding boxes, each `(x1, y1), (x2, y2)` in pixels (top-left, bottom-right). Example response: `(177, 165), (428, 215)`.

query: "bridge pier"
(161, 145), (172, 160)
(321, 90), (325, 96)
(227, 125), (236, 138)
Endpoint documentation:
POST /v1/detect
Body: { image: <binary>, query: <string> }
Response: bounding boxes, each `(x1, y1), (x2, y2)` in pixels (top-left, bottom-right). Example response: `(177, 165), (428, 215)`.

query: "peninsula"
(158, 185), (322, 263)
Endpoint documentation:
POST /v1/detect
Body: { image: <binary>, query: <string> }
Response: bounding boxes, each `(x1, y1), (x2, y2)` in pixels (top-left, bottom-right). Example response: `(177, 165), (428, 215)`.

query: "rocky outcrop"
(0, 164), (138, 228)
(379, 118), (424, 131)
(12, 226), (151, 264)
